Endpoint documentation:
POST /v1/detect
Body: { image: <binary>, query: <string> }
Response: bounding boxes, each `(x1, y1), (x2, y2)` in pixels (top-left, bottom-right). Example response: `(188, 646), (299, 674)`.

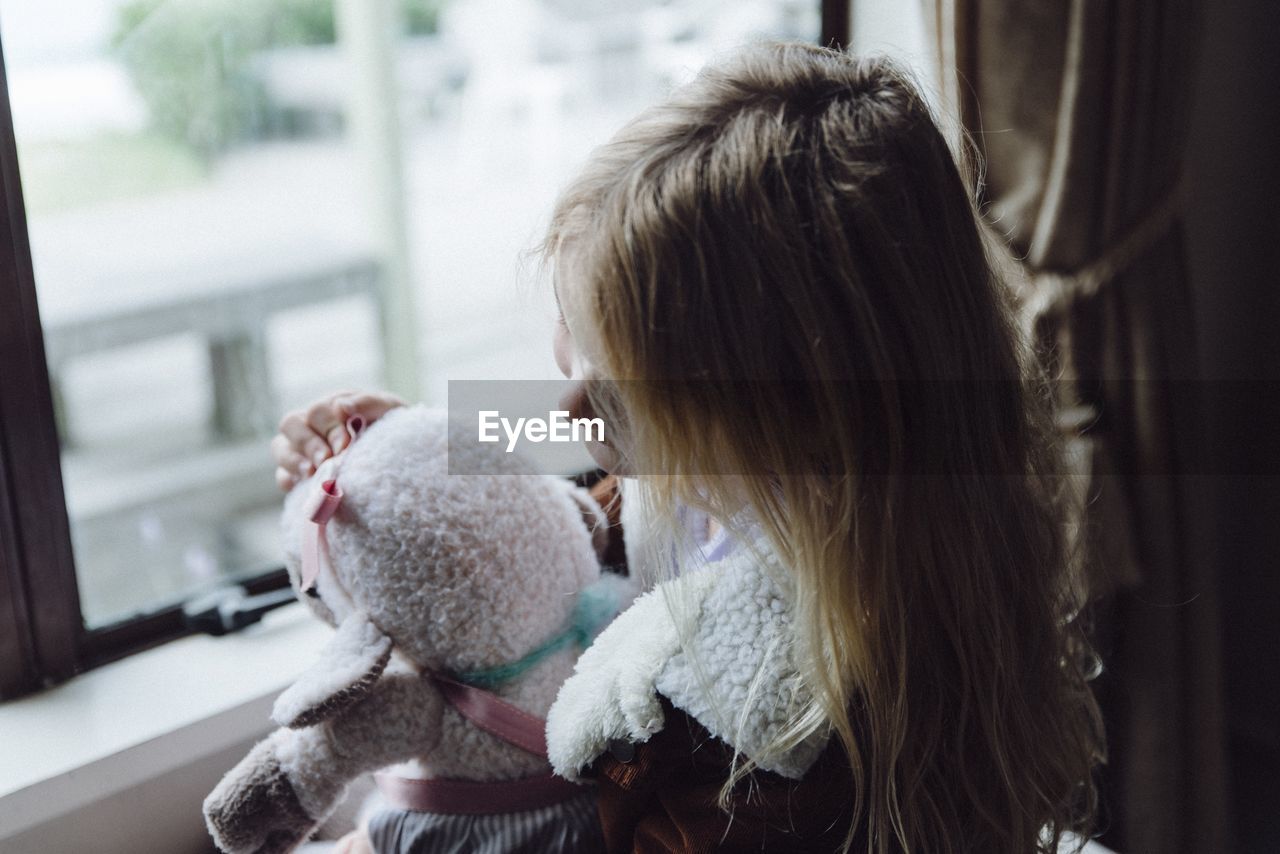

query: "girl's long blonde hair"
(545, 42), (1103, 854)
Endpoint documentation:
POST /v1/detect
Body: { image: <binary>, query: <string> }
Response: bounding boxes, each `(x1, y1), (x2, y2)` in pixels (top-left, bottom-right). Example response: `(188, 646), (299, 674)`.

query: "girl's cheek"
(556, 366), (627, 475)
(552, 314), (626, 472)
(564, 387), (624, 473)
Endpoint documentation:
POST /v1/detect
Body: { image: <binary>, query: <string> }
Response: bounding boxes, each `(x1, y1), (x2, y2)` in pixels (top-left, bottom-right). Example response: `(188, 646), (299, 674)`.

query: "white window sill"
(0, 602), (328, 840)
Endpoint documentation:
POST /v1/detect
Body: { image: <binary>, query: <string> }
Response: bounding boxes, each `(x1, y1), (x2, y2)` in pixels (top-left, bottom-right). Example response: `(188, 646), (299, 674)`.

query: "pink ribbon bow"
(299, 416), (365, 595)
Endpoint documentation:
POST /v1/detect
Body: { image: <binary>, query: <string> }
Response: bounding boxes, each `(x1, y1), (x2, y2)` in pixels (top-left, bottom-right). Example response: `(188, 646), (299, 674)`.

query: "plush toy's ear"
(272, 612), (393, 729)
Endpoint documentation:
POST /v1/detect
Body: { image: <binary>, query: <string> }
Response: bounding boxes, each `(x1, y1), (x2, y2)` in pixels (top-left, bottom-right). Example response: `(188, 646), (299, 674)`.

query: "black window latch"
(183, 585), (299, 636)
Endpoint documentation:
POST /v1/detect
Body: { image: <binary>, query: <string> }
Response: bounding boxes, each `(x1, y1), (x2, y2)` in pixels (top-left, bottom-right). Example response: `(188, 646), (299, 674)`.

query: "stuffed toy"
(203, 405), (630, 854)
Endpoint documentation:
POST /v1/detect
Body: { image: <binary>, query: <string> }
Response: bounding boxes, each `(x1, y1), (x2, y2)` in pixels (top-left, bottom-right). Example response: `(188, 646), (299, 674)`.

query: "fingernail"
(313, 451), (327, 467)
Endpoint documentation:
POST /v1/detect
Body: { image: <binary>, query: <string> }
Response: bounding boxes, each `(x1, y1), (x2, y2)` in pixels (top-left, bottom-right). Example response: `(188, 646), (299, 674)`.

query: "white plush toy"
(203, 406), (631, 854)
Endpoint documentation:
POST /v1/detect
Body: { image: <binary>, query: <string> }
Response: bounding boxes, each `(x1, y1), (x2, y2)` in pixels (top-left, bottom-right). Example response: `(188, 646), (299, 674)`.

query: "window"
(848, 0), (934, 107)
(0, 0), (845, 698)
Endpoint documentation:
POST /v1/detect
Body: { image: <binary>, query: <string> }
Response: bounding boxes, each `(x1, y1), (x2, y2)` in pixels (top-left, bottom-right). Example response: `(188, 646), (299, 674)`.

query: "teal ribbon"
(453, 577), (623, 690)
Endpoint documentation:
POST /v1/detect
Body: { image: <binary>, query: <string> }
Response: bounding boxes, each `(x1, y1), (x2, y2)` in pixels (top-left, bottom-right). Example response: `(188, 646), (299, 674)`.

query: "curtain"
(924, 1), (1229, 851)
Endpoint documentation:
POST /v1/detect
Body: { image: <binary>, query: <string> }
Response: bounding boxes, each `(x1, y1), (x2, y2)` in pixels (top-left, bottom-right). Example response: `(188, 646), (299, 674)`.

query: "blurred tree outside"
(111, 0), (447, 160)
(17, 130), (205, 214)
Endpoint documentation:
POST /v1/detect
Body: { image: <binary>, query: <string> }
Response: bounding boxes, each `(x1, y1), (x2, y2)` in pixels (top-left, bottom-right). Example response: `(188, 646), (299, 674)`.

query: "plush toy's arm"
(204, 669), (443, 854)
(272, 613), (392, 729)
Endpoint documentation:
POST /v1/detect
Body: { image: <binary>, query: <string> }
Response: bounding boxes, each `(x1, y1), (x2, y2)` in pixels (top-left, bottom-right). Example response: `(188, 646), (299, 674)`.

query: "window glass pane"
(1, 0), (817, 629)
(849, 0), (936, 106)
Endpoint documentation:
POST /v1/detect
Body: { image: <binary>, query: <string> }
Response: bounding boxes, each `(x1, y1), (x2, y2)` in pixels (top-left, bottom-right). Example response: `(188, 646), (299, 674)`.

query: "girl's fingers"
(268, 433), (291, 468)
(270, 434), (314, 480)
(274, 466), (298, 493)
(269, 437), (311, 493)
(275, 390), (404, 478)
(327, 422), (350, 454)
(336, 391), (407, 428)
(305, 398), (348, 457)
(279, 411), (332, 468)
(329, 391), (408, 450)
(331, 830), (374, 854)
(313, 388), (362, 452)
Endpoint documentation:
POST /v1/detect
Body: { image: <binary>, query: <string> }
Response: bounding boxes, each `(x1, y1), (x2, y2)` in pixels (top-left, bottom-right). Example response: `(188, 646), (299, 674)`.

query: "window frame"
(0, 2), (850, 700)
(822, 0), (851, 50)
(0, 31), (81, 698)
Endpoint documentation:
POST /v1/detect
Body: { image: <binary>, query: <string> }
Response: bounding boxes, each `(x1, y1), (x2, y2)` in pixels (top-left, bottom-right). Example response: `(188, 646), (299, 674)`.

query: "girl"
(274, 42), (1103, 854)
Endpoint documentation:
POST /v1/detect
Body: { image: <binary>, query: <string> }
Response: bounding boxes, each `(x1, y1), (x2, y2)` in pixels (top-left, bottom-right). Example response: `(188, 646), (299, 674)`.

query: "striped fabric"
(366, 789), (603, 854)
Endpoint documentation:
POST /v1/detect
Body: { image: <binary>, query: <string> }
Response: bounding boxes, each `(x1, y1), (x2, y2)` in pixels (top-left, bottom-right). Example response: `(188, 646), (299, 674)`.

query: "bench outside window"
(43, 244), (386, 444)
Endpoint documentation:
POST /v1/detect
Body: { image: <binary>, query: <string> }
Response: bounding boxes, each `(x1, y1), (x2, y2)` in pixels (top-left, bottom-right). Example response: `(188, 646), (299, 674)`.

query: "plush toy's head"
(280, 406), (603, 679)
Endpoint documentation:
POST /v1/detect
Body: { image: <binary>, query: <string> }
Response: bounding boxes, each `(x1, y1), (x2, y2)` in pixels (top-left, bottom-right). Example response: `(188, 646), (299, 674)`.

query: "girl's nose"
(553, 320), (575, 378)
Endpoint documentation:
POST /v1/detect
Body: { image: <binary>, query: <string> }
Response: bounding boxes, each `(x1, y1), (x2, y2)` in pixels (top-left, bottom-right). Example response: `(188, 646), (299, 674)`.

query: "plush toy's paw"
(547, 574), (717, 780)
(204, 741), (318, 854)
(273, 612), (392, 729)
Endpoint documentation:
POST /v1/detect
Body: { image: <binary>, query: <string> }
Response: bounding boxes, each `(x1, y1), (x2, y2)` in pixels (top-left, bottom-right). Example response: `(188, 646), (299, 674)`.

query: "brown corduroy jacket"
(585, 695), (861, 853)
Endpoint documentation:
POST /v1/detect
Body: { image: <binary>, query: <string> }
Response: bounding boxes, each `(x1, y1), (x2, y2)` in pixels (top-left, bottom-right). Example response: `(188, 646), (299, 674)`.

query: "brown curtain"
(924, 0), (1229, 851)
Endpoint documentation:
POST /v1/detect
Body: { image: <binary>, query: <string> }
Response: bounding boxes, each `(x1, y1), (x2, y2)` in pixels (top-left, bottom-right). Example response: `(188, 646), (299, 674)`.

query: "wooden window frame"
(822, 0), (852, 49)
(0, 32), (82, 698)
(0, 1), (850, 700)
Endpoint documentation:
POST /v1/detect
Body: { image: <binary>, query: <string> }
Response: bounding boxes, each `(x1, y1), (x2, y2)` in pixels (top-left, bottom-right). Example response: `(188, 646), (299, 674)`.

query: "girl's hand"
(332, 829), (375, 854)
(271, 390), (406, 491)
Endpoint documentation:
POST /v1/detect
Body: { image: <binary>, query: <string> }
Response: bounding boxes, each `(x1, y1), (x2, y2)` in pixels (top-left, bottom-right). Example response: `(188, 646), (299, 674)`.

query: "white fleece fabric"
(547, 533), (832, 782)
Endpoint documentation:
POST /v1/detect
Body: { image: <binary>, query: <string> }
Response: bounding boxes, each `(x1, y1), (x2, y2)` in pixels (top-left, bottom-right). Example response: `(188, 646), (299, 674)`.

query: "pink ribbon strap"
(299, 416), (365, 594)
(374, 675), (586, 815)
(374, 772), (585, 815)
(431, 674), (550, 757)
